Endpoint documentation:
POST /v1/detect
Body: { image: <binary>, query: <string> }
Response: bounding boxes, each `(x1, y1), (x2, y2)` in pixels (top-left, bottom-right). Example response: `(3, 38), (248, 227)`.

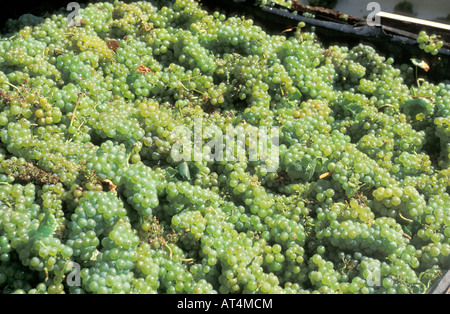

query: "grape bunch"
(0, 0), (448, 294)
(417, 31), (445, 56)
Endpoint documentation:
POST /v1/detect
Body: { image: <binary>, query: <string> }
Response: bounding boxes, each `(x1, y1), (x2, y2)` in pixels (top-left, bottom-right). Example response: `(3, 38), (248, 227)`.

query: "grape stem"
(399, 213), (413, 222)
(66, 93), (84, 143)
(69, 93), (83, 128)
(164, 243), (173, 260)
(125, 142), (140, 168)
(377, 104), (396, 111)
(179, 81), (206, 97)
(4, 81), (20, 91)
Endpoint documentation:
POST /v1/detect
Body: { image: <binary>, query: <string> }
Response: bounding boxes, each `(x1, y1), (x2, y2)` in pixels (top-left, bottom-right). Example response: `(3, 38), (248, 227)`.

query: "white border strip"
(376, 11), (450, 31)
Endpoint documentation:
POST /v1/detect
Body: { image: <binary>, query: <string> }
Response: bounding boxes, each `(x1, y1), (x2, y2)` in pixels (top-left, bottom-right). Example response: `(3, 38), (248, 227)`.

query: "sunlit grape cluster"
(417, 30), (445, 56)
(0, 0), (448, 294)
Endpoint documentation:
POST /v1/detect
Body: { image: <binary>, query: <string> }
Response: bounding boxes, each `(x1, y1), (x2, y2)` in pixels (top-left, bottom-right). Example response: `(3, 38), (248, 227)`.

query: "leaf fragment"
(106, 40), (120, 52)
(411, 58), (430, 72)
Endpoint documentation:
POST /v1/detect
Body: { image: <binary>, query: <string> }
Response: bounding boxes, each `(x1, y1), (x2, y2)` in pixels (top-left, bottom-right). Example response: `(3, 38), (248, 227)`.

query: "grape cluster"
(67, 191), (127, 261)
(79, 217), (140, 294)
(0, 0), (448, 294)
(123, 163), (160, 218)
(417, 31), (444, 56)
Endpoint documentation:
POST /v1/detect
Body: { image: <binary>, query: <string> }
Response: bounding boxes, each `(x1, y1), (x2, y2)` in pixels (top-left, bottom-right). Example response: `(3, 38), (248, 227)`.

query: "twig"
(399, 213), (413, 222)
(69, 93), (83, 128)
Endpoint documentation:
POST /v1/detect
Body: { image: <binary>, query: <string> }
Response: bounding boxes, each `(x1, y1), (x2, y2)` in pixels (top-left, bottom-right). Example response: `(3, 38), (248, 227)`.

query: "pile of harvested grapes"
(0, 0), (448, 294)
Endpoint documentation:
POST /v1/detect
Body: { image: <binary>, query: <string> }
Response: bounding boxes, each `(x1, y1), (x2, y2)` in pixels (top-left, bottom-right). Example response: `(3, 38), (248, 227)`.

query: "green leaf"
(163, 166), (180, 182)
(177, 162), (191, 180)
(304, 158), (316, 181)
(290, 89), (302, 101)
(403, 220), (421, 238)
(403, 98), (429, 116)
(410, 58), (430, 71)
(300, 156), (310, 169)
(286, 162), (303, 180)
(165, 166), (179, 177)
(286, 157), (316, 181)
(344, 102), (363, 117)
(29, 212), (56, 241)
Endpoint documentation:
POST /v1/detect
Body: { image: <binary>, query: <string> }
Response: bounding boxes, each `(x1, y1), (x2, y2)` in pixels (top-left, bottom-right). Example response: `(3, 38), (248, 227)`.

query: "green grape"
(0, 0), (448, 295)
